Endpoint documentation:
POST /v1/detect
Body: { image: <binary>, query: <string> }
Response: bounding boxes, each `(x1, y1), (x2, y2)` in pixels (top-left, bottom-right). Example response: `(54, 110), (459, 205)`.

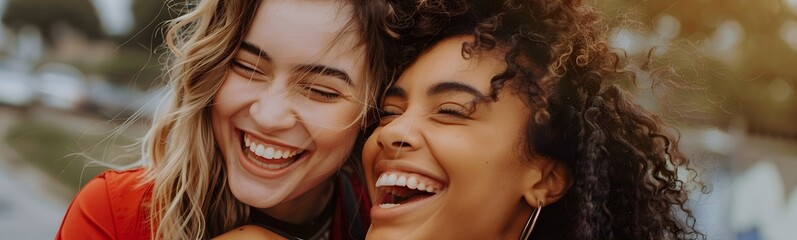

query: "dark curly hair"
(390, 0), (705, 239)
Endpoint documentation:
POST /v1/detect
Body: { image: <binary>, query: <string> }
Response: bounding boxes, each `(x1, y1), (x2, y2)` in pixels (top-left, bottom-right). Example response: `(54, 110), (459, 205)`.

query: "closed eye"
(436, 103), (471, 119)
(378, 108), (400, 118)
(309, 87), (341, 99)
(299, 83), (345, 103)
(231, 61), (266, 76)
(377, 105), (403, 125)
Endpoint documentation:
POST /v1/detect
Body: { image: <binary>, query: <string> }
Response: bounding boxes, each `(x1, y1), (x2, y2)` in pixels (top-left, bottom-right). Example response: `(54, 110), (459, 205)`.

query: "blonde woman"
(56, 0), (398, 239)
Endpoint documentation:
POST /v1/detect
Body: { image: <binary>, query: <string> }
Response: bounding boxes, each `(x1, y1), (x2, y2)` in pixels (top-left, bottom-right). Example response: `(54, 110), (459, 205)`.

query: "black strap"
(247, 186), (337, 240)
(339, 174), (365, 240)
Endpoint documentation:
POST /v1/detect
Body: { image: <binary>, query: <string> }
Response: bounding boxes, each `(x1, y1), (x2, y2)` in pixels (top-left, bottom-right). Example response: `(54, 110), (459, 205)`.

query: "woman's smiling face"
(211, 0), (366, 221)
(363, 36), (546, 239)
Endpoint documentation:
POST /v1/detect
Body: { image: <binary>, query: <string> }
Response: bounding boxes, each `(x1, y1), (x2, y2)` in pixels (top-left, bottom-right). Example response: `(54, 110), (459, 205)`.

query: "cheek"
(309, 128), (359, 181)
(434, 142), (526, 230)
(210, 107), (225, 149)
(299, 100), (362, 129)
(432, 130), (499, 174)
(361, 131), (380, 195)
(314, 127), (359, 157)
(434, 128), (526, 199)
(210, 76), (237, 142)
(361, 131), (379, 168)
(298, 101), (363, 143)
(303, 106), (361, 162)
(213, 74), (255, 120)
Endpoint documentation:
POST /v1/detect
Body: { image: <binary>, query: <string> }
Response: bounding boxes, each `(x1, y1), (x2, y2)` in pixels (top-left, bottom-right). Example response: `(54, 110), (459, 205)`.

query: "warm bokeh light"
(780, 20), (797, 51)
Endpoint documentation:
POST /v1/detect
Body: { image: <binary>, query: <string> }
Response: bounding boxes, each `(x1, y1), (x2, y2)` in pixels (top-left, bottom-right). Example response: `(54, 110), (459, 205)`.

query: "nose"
(376, 114), (421, 156)
(250, 90), (297, 132)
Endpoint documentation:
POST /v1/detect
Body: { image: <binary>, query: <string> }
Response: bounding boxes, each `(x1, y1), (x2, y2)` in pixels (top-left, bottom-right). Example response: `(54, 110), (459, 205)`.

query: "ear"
(521, 158), (573, 207)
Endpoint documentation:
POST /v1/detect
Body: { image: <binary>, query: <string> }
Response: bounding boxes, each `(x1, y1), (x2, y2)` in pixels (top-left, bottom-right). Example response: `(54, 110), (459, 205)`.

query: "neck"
(257, 177), (335, 224)
(504, 203), (535, 240)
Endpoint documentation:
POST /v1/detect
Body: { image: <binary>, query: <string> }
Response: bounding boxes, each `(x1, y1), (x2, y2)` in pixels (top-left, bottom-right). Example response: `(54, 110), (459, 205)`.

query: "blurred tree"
(602, 0), (797, 136)
(2, 0), (103, 43)
(1, 0), (176, 90)
(97, 0), (176, 89)
(101, 0), (176, 89)
(124, 0), (176, 50)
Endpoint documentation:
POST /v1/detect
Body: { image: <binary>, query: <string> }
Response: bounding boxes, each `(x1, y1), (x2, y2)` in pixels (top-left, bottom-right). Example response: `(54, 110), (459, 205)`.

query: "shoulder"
(57, 168), (152, 239)
(100, 167), (147, 184)
(101, 168), (150, 198)
(85, 168), (152, 213)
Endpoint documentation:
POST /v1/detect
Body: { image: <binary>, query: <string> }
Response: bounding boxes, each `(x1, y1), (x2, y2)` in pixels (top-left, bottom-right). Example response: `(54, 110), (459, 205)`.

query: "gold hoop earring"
(518, 200), (543, 240)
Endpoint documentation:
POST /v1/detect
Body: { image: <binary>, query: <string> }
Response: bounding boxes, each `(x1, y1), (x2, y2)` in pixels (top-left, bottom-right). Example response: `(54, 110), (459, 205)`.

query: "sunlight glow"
(655, 14), (681, 40)
(89, 0), (133, 36)
(780, 20), (797, 51)
(701, 128), (737, 155)
(786, 0), (797, 14)
(732, 161), (797, 240)
(704, 20), (744, 65)
(768, 78), (794, 102)
(610, 28), (644, 54)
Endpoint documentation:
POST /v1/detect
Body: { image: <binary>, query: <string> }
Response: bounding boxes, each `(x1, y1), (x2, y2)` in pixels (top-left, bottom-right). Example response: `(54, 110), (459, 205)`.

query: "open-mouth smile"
(241, 132), (307, 170)
(375, 171), (446, 209)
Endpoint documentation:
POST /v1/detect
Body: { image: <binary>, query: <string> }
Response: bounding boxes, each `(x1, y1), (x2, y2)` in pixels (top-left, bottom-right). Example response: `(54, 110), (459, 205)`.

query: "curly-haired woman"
(56, 0), (398, 239)
(362, 0), (704, 239)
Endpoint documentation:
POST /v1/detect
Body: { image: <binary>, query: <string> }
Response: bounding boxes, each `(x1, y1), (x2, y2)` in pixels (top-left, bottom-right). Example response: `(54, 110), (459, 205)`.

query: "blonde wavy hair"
(140, 0), (398, 239)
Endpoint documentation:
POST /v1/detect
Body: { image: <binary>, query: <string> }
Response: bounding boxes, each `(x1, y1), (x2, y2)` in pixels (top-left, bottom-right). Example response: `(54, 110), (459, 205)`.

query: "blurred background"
(0, 0), (795, 239)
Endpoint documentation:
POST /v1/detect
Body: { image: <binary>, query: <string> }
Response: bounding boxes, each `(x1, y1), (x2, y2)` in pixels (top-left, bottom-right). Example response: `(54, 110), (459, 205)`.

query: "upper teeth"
(376, 172), (440, 193)
(244, 134), (303, 160)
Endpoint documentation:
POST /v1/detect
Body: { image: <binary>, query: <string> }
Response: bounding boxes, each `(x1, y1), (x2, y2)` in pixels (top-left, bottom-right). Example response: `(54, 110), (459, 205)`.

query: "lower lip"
(236, 138), (306, 179)
(370, 188), (443, 221)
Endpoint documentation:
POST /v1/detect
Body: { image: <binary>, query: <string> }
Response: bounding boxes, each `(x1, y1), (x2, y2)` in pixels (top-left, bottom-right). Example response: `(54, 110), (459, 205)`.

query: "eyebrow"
(428, 81), (486, 99)
(240, 41), (352, 85)
(384, 86), (406, 99)
(295, 65), (353, 86)
(239, 41), (271, 61)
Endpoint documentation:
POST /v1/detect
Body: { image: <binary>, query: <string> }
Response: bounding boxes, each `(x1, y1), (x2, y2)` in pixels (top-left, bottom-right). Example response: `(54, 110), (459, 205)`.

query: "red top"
(56, 168), (371, 240)
(56, 168), (152, 240)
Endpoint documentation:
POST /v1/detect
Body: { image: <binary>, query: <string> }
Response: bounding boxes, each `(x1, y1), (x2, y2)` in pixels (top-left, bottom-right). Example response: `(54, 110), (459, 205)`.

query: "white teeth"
(387, 174), (397, 185)
(375, 172), (440, 193)
(406, 177), (418, 189)
(255, 145), (265, 156)
(243, 133), (304, 160)
(264, 147), (275, 159)
(376, 174), (386, 187)
(396, 176), (407, 186)
(379, 203), (400, 209)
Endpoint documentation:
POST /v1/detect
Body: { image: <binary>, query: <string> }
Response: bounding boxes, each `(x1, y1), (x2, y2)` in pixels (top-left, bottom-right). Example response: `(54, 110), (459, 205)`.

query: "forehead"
(396, 36), (506, 93)
(255, 0), (351, 38)
(246, 0), (365, 79)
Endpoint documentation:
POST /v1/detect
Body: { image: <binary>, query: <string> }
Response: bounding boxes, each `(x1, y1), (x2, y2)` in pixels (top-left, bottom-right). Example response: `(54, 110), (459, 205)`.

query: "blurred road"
(0, 107), (69, 240)
(0, 158), (66, 239)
